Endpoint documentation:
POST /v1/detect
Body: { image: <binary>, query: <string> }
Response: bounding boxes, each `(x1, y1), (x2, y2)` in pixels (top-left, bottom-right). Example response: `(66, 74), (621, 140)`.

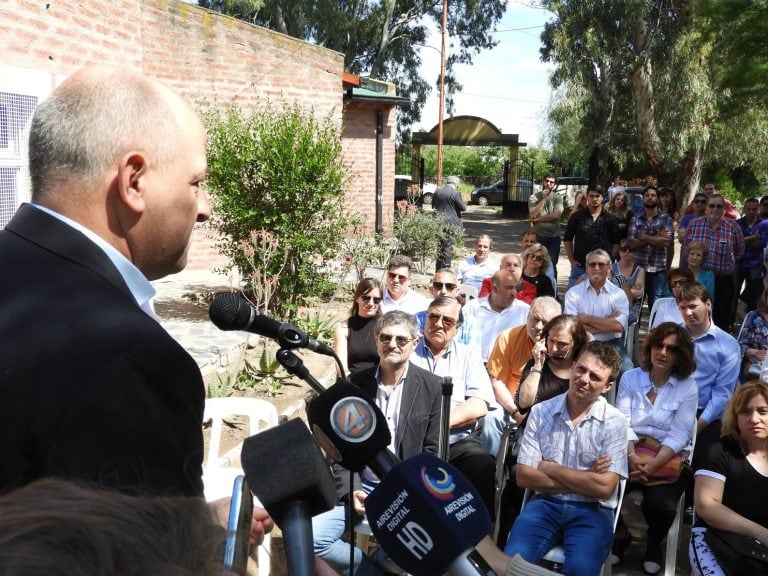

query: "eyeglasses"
(388, 272), (409, 282)
(360, 295), (382, 304)
(693, 199), (706, 204)
(619, 246), (635, 253)
(527, 254), (545, 261)
(378, 333), (413, 348)
(432, 282), (457, 291)
(427, 312), (458, 328)
(670, 279), (687, 287)
(652, 342), (680, 354)
(708, 204), (724, 209)
(587, 261), (608, 268)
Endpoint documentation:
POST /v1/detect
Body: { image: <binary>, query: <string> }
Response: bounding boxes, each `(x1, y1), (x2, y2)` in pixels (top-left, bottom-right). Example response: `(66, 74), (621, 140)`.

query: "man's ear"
(115, 152), (149, 214)
(603, 380), (615, 394)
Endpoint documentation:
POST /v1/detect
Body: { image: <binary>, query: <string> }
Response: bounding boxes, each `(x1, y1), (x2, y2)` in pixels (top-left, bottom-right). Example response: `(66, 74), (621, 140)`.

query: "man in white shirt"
(456, 234), (499, 291)
(564, 249), (633, 375)
(463, 268), (530, 361)
(380, 254), (430, 315)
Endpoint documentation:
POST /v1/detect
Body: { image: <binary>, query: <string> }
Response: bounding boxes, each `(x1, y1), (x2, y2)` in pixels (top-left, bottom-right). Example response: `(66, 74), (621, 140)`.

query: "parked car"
(553, 176), (588, 207)
(470, 179), (534, 206)
(418, 182), (437, 206)
(394, 176), (437, 206)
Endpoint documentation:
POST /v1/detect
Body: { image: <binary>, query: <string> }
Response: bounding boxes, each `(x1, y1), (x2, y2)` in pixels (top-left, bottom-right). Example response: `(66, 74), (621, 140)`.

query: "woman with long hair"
(515, 314), (588, 414)
(333, 278), (383, 375)
(615, 322), (698, 573)
(613, 240), (645, 324)
(689, 380), (768, 576)
(606, 190), (633, 240)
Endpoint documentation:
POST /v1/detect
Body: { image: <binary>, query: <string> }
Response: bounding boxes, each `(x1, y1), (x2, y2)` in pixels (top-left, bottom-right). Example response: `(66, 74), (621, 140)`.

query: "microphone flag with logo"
(364, 453), (492, 576)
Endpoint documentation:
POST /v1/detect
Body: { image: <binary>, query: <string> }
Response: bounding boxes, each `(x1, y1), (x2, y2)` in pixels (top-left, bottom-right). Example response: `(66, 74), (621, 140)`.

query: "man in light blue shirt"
(676, 282), (740, 468)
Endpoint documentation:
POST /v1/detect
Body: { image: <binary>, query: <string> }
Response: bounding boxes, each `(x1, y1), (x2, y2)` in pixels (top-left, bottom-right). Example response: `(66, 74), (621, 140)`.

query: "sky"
(413, 1), (554, 148)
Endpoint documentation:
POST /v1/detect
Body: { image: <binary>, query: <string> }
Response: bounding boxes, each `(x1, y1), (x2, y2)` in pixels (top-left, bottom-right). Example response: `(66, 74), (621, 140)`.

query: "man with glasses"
(410, 296), (496, 515)
(629, 185), (674, 311)
(415, 269), (479, 348)
(483, 297), (562, 455)
(564, 249), (633, 375)
(528, 174), (564, 281)
(380, 254), (429, 315)
(683, 194), (744, 331)
(564, 187), (620, 290)
(313, 310), (442, 574)
(456, 234), (499, 291)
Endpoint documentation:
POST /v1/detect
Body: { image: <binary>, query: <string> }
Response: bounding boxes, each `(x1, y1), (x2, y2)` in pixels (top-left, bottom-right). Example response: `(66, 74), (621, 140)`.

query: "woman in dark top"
(606, 190), (633, 240)
(515, 314), (588, 415)
(333, 278), (383, 375)
(689, 380), (768, 576)
(521, 243), (555, 299)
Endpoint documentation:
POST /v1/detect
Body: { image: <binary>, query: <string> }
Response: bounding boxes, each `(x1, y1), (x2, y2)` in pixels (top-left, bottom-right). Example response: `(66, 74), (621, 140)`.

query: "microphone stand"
(275, 348), (329, 395)
(438, 376), (453, 461)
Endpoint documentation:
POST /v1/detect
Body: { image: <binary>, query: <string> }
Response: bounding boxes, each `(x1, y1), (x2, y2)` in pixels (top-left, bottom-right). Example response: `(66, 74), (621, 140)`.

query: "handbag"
(705, 527), (768, 576)
(633, 435), (682, 486)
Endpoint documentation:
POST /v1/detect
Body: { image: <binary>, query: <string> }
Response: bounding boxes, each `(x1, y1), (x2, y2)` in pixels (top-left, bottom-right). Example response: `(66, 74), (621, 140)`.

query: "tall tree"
(199, 0), (506, 132)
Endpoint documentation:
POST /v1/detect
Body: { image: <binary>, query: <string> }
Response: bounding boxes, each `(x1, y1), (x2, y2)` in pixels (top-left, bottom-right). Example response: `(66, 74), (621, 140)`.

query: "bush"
(392, 201), (463, 273)
(203, 103), (353, 316)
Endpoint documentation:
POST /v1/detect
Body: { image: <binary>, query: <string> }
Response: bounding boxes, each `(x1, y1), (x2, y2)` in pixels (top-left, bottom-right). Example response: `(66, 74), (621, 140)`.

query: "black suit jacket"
(334, 362), (442, 497)
(0, 204), (204, 496)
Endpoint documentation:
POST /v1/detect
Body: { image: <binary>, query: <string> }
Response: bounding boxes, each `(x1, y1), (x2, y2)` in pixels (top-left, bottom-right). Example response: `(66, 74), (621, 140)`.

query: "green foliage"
(203, 103), (353, 316)
(245, 345), (294, 397)
(293, 310), (337, 347)
(392, 201), (463, 273)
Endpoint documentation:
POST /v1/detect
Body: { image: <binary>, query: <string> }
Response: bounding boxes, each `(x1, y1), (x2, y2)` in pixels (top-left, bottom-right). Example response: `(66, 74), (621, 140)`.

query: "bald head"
(29, 65), (190, 203)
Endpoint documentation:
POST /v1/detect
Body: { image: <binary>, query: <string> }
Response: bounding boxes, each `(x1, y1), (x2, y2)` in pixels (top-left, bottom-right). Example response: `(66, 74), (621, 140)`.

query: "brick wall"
(1, 0), (396, 269)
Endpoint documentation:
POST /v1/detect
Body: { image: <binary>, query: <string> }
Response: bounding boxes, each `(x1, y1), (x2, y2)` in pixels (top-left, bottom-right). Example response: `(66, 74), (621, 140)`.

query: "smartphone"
(223, 474), (254, 573)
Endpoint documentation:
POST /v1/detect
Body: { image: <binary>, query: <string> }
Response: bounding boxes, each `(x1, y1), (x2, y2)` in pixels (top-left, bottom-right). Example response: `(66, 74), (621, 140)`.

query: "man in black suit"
(313, 310), (442, 574)
(0, 65), (270, 539)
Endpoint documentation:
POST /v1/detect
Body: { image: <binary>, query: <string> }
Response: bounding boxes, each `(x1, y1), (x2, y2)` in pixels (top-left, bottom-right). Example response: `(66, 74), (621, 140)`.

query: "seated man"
(312, 311), (441, 575)
(456, 234), (499, 291)
(504, 342), (628, 576)
(479, 253), (537, 304)
(380, 255), (430, 314)
(415, 268), (479, 346)
(564, 249), (633, 375)
(410, 296), (496, 515)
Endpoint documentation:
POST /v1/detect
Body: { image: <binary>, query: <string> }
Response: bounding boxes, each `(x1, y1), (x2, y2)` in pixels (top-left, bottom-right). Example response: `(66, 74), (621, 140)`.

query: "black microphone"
(307, 379), (399, 477)
(240, 419), (337, 576)
(364, 453), (494, 576)
(209, 292), (335, 356)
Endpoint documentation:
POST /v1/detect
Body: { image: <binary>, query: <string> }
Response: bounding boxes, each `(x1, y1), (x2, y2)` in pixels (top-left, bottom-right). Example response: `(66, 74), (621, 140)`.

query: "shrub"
(392, 201), (463, 273)
(203, 103), (353, 316)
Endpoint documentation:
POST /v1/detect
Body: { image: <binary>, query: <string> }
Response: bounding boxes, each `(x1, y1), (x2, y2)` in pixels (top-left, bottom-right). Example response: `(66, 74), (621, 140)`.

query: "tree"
(199, 0), (506, 133)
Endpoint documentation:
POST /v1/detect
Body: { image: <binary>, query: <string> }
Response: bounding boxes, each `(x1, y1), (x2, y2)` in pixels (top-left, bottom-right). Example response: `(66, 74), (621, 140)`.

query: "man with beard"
(629, 185), (674, 311)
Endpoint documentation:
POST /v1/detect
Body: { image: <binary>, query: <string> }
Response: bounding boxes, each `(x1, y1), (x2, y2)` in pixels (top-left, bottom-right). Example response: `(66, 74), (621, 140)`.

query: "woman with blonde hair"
(521, 243), (555, 299)
(606, 190), (633, 240)
(689, 380), (768, 575)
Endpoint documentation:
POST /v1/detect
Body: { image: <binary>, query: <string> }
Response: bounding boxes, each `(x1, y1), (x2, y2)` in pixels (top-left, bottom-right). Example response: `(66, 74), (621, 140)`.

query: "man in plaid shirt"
(628, 186), (674, 311)
(684, 194), (744, 331)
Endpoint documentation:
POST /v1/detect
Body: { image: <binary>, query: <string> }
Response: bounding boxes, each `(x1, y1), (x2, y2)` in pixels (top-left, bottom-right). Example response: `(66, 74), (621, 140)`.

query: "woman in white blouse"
(615, 322), (698, 574)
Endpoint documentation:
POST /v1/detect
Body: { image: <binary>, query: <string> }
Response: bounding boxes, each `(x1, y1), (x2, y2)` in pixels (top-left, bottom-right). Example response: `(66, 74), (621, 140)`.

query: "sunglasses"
(432, 282), (457, 291)
(427, 312), (458, 328)
(693, 199), (706, 204)
(652, 342), (680, 354)
(587, 262), (608, 268)
(708, 204), (724, 209)
(527, 254), (545, 261)
(388, 272), (409, 282)
(360, 295), (382, 304)
(378, 333), (413, 348)
(670, 279), (688, 287)
(619, 246), (635, 253)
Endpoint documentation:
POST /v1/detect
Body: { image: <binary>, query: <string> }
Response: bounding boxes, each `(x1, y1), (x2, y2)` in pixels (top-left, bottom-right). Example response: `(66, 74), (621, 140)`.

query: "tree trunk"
(673, 145), (704, 205)
(629, 59), (665, 170)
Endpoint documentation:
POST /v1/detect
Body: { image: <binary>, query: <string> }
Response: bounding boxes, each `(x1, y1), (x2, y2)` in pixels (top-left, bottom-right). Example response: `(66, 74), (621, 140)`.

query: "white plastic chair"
(520, 479), (626, 576)
(649, 297), (675, 329)
(203, 397), (279, 574)
(459, 283), (479, 302)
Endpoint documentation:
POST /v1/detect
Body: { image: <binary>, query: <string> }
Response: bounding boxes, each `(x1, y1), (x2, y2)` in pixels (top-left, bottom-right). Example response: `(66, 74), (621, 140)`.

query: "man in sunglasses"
(314, 310), (442, 574)
(415, 269), (480, 349)
(410, 296), (496, 515)
(629, 185), (674, 310)
(683, 194), (745, 331)
(677, 192), (708, 258)
(380, 254), (430, 315)
(528, 174), (563, 282)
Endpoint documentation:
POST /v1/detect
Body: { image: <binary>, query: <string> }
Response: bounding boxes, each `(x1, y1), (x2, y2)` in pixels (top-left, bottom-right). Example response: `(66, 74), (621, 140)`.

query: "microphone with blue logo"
(364, 452), (495, 576)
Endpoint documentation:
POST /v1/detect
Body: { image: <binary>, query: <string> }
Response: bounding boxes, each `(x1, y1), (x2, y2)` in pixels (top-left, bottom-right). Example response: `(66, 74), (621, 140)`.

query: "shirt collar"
(31, 204), (156, 310)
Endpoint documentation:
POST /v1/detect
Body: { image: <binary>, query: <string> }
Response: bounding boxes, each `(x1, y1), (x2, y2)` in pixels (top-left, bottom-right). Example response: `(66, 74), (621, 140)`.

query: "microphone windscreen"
(364, 453), (491, 576)
(307, 380), (391, 472)
(240, 419), (336, 522)
(209, 292), (252, 330)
